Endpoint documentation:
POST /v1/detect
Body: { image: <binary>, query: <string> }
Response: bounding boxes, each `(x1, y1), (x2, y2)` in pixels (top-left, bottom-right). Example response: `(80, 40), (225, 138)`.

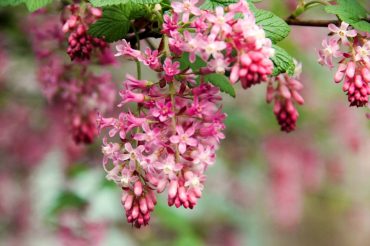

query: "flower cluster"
(98, 0), (297, 228)
(98, 58), (225, 227)
(165, 0), (274, 89)
(266, 61), (304, 132)
(318, 22), (370, 107)
(62, 3), (109, 61)
(28, 6), (116, 144)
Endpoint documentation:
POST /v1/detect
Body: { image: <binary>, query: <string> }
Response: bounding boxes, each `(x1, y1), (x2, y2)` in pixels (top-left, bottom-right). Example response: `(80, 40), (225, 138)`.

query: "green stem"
(133, 24), (142, 80)
(290, 0), (330, 18)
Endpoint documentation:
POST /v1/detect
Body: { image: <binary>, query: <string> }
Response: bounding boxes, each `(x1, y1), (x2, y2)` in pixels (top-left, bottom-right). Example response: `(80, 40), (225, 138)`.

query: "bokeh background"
(1, 0), (370, 245)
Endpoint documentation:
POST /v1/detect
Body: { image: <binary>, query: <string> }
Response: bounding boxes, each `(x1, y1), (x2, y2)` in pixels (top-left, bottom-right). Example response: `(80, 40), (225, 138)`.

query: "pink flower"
(150, 100), (175, 122)
(124, 74), (151, 89)
(156, 155), (182, 179)
(115, 39), (142, 59)
(354, 41), (370, 64)
(170, 125), (198, 154)
(163, 58), (180, 82)
(206, 6), (233, 35)
(141, 48), (161, 70)
(182, 31), (204, 63)
(118, 90), (146, 106)
(184, 171), (204, 191)
(318, 38), (342, 68)
(191, 144), (215, 168)
(201, 37), (226, 60)
(162, 13), (179, 35)
(171, 0), (201, 23)
(134, 123), (162, 148)
(328, 22), (357, 45)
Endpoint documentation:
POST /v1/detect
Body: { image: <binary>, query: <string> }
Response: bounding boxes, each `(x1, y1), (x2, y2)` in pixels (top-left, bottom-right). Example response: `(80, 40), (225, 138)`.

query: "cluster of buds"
(62, 3), (108, 61)
(28, 7), (116, 144)
(318, 22), (370, 107)
(166, 0), (274, 89)
(266, 61), (304, 132)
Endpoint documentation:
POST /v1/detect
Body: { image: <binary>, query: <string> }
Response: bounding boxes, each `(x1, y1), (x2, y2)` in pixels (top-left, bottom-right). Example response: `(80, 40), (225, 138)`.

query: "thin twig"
(286, 17), (370, 27)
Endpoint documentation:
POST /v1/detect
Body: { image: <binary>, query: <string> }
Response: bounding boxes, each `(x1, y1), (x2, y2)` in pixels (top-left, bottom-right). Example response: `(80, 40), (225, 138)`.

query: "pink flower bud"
(168, 180), (178, 199)
(361, 67), (370, 83)
(124, 194), (134, 211)
(132, 204), (139, 219)
(346, 62), (355, 78)
(134, 181), (143, 196)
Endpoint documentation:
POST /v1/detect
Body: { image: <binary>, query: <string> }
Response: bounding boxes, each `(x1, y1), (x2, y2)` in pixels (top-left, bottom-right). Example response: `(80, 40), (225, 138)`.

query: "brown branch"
(285, 17), (370, 27)
(122, 16), (370, 45)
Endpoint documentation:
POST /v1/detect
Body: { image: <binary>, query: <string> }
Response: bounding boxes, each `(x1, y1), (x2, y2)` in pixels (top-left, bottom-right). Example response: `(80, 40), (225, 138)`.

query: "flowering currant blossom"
(266, 61), (304, 132)
(62, 4), (110, 61)
(163, 0), (274, 89)
(28, 5), (116, 144)
(318, 22), (370, 108)
(98, 0), (301, 228)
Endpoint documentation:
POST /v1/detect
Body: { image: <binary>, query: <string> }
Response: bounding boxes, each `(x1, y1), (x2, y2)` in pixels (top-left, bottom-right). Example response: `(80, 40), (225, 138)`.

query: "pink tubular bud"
(121, 192), (128, 206)
(178, 186), (187, 202)
(240, 54), (251, 66)
(230, 65), (240, 83)
(148, 190), (157, 205)
(266, 84), (274, 103)
(362, 67), (370, 83)
(145, 195), (155, 211)
(90, 7), (103, 17)
(139, 197), (148, 214)
(279, 84), (291, 99)
(292, 91), (304, 105)
(168, 180), (178, 199)
(124, 194), (134, 211)
(156, 179), (167, 193)
(334, 70), (344, 83)
(355, 75), (363, 88)
(134, 181), (143, 197)
(132, 204), (139, 219)
(346, 62), (355, 78)
(193, 187), (202, 198)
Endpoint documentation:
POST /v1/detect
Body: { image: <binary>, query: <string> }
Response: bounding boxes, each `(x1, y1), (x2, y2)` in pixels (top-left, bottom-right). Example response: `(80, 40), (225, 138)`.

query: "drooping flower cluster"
(165, 0), (275, 89)
(318, 22), (370, 107)
(27, 6), (116, 144)
(98, 59), (225, 227)
(266, 61), (304, 132)
(62, 3), (109, 61)
(98, 0), (296, 228)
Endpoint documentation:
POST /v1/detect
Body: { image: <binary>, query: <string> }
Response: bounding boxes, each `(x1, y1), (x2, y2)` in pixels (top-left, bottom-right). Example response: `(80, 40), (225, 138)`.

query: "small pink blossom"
(328, 22), (357, 45)
(171, 0), (201, 23)
(170, 125), (198, 154)
(318, 38), (342, 68)
(163, 58), (180, 82)
(115, 39), (142, 59)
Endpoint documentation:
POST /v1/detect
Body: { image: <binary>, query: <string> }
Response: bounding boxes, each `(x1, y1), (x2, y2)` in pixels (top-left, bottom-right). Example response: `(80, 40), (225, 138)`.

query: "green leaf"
(89, 0), (129, 7)
(253, 9), (291, 44)
(0, 0), (53, 11)
(203, 73), (236, 97)
(271, 45), (295, 76)
(201, 0), (238, 9)
(50, 190), (87, 215)
(177, 53), (207, 71)
(88, 3), (149, 42)
(24, 0), (52, 11)
(0, 0), (25, 7)
(89, 0), (161, 7)
(325, 0), (370, 32)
